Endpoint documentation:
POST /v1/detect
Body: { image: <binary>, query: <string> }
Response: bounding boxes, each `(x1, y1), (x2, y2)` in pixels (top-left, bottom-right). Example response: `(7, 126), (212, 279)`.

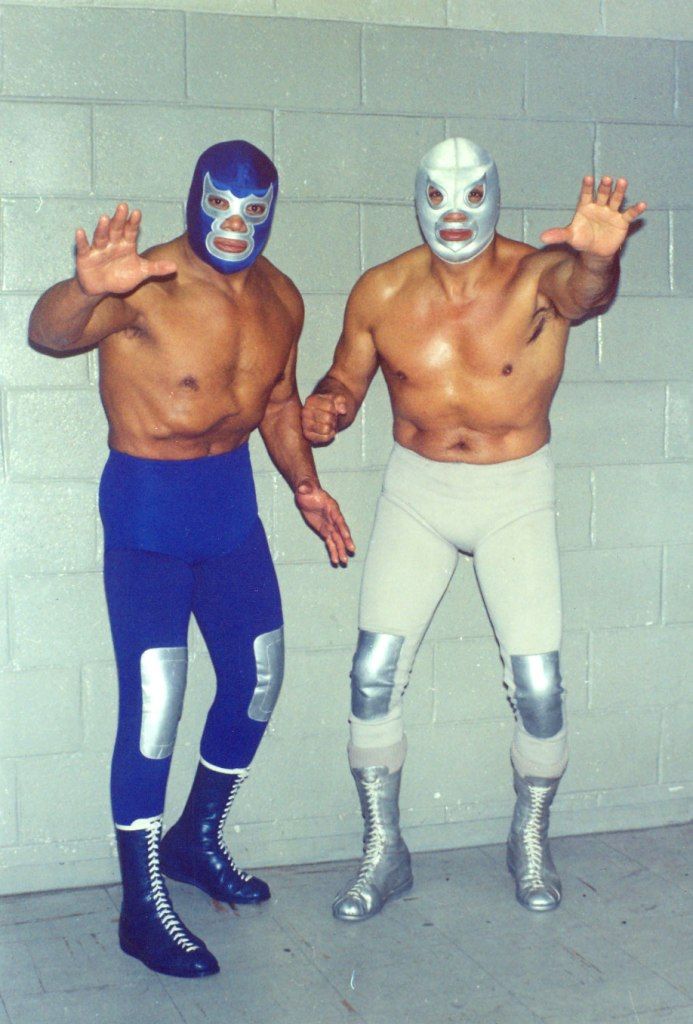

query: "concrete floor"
(0, 822), (691, 1024)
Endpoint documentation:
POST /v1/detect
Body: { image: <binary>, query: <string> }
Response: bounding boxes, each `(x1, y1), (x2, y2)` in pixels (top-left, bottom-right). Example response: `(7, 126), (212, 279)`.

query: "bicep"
(537, 253), (585, 320)
(329, 291), (379, 396)
(264, 339), (301, 413)
(78, 296), (138, 349)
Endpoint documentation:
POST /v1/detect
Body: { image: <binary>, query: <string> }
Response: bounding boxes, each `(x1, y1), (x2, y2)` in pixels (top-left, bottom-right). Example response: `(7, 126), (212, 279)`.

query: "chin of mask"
(415, 137), (500, 265)
(186, 140), (278, 274)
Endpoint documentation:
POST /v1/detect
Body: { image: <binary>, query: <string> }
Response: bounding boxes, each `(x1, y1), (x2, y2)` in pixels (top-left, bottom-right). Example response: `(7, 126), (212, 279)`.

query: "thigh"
(192, 518), (283, 671)
(105, 548), (194, 821)
(473, 507), (562, 659)
(360, 493), (458, 646)
(104, 548), (193, 663)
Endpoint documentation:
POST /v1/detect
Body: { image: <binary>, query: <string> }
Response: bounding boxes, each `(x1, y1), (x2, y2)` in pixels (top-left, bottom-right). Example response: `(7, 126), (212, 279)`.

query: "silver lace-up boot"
(332, 765), (413, 922)
(507, 768), (562, 911)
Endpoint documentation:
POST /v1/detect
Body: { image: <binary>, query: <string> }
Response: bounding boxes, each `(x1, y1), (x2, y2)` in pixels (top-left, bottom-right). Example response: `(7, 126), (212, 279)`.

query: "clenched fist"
(301, 392), (348, 445)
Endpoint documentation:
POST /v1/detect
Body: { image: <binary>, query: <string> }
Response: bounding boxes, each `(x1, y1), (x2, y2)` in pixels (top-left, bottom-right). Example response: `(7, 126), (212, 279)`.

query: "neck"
(428, 235), (497, 299)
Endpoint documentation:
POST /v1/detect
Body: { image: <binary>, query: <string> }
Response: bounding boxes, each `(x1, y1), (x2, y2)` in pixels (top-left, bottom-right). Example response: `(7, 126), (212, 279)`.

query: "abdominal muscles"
(101, 368), (265, 458)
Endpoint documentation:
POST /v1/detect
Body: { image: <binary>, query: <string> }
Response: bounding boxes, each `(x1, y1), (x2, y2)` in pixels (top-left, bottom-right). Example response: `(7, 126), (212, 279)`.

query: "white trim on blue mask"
(201, 174), (274, 265)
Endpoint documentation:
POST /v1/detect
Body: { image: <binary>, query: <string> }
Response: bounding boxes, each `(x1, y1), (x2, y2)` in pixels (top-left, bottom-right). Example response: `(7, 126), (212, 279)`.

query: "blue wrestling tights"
(100, 446), (283, 826)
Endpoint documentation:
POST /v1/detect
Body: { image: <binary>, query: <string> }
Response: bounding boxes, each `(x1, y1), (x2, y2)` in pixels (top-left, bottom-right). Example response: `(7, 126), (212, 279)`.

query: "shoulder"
(350, 245), (426, 311)
(259, 257), (304, 331)
(142, 237), (180, 263)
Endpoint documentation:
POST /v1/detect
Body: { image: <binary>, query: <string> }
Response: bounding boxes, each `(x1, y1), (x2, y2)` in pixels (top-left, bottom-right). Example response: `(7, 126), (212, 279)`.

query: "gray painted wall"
(0, 1), (691, 894)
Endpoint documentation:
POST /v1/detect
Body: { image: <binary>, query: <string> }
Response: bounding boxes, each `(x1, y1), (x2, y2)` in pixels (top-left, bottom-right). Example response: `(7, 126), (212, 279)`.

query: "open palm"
(295, 481), (355, 567)
(541, 176), (647, 258)
(75, 203), (176, 296)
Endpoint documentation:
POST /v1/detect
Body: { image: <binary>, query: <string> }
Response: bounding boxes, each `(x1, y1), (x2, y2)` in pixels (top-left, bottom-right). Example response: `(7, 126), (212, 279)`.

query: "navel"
(395, 370), (408, 381)
(502, 363), (513, 376)
(180, 376), (200, 391)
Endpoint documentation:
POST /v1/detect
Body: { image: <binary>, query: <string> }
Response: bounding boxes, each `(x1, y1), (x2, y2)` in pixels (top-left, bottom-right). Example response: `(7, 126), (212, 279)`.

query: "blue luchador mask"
(186, 140), (278, 274)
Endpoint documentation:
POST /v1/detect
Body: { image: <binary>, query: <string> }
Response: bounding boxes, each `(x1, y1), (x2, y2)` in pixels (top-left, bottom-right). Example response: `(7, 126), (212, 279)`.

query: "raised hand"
(541, 176), (647, 259)
(301, 393), (348, 445)
(295, 480), (355, 566)
(75, 203), (177, 296)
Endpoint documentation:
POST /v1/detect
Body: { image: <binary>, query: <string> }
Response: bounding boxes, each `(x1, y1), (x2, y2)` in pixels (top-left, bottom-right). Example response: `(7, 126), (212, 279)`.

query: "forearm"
(568, 251), (620, 311)
(260, 397), (321, 491)
(29, 277), (104, 351)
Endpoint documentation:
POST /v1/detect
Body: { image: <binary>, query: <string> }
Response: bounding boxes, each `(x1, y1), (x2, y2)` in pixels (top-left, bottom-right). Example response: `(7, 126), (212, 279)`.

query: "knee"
(248, 626), (285, 722)
(510, 651), (564, 739)
(139, 646), (188, 759)
(350, 630), (405, 720)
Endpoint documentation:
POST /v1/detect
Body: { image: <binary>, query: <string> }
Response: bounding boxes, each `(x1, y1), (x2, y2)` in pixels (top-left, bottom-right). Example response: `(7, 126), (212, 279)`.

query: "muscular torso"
(97, 239), (297, 458)
(368, 237), (570, 463)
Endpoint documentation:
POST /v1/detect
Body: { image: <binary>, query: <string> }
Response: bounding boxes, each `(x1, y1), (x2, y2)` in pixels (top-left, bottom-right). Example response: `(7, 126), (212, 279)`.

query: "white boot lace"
(145, 821), (199, 952)
(216, 771), (251, 882)
(522, 784), (550, 885)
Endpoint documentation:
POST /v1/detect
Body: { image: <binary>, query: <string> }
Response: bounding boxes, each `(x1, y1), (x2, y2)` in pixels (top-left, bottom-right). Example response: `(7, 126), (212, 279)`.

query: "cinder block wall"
(0, 1), (691, 895)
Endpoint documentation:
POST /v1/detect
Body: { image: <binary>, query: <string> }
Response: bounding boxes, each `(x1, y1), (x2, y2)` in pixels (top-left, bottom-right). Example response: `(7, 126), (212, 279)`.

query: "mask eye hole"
(245, 202), (267, 219)
(207, 194), (230, 211)
(427, 183), (445, 207)
(466, 184), (485, 206)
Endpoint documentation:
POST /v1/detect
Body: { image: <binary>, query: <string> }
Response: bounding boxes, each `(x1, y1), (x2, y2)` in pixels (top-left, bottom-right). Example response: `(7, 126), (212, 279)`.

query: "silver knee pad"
(248, 626), (285, 723)
(351, 630), (404, 720)
(511, 652), (563, 739)
(139, 647), (188, 759)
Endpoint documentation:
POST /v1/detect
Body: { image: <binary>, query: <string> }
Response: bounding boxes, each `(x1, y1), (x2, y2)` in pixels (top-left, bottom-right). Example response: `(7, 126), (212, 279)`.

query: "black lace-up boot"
(161, 763), (270, 903)
(116, 816), (219, 977)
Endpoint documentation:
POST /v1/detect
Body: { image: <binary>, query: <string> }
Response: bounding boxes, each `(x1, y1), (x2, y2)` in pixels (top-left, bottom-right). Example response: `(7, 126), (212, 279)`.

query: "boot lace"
(145, 821), (199, 952)
(521, 783), (550, 885)
(216, 770), (251, 882)
(345, 776), (387, 898)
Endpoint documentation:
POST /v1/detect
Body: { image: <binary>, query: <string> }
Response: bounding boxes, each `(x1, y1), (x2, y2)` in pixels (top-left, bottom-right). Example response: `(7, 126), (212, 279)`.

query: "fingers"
(577, 175), (594, 208)
(329, 504), (355, 558)
(311, 506), (354, 566)
(302, 394), (341, 443)
(89, 203), (140, 250)
(91, 213), (111, 249)
(323, 519), (352, 566)
(584, 175), (646, 220)
(75, 227), (90, 256)
(325, 533), (341, 567)
(297, 485), (355, 566)
(143, 257), (177, 278)
(595, 175), (612, 206)
(123, 207), (142, 244)
(608, 177), (628, 211)
(623, 200), (647, 223)
(540, 226), (569, 246)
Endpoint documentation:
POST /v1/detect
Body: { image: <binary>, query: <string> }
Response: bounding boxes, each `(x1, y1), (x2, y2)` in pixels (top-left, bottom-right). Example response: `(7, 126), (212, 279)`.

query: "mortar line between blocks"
(182, 10), (190, 102)
(668, 209), (675, 293)
(585, 630), (594, 711)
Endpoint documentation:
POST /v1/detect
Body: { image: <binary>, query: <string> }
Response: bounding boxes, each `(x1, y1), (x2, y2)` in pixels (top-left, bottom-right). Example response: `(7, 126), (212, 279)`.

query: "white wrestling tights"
(349, 443), (567, 780)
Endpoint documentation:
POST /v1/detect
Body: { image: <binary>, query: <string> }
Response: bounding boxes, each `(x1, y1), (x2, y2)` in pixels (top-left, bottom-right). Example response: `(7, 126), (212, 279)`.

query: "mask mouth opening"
(210, 234), (250, 252)
(205, 230), (254, 263)
(436, 219), (477, 247)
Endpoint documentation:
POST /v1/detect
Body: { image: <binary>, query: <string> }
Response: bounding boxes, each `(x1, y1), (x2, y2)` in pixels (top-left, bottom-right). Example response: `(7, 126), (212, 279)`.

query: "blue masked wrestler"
(29, 139), (353, 978)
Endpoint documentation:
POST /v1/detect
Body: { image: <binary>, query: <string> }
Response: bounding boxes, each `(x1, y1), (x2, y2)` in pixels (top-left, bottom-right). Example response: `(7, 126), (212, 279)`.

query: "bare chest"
(375, 290), (566, 388)
(105, 284), (294, 391)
